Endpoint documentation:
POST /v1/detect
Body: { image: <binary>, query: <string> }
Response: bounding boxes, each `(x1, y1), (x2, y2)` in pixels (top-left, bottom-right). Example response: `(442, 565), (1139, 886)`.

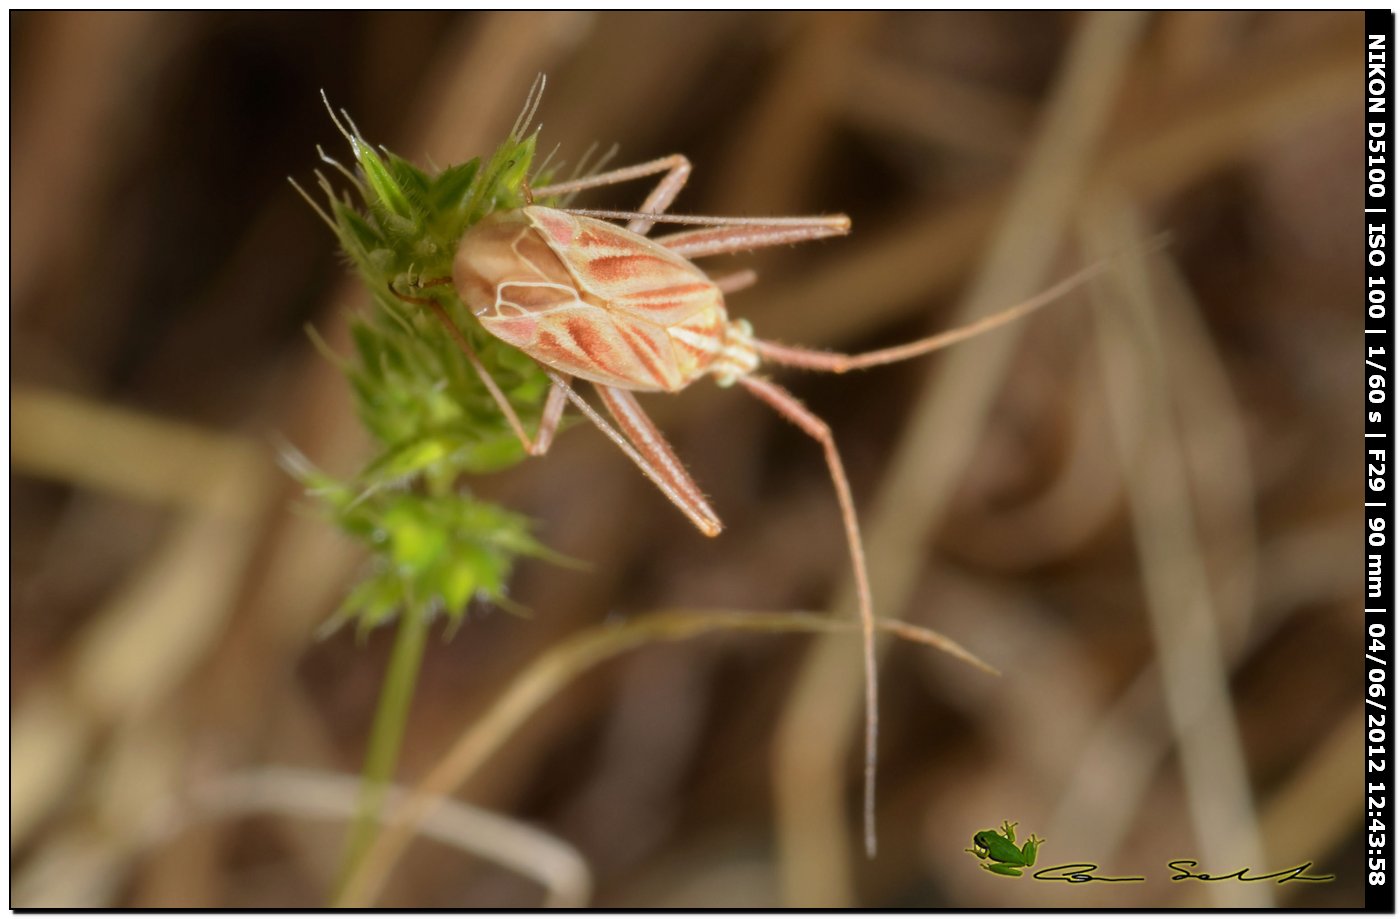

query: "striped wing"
(520, 207), (730, 390)
(487, 292), (692, 392)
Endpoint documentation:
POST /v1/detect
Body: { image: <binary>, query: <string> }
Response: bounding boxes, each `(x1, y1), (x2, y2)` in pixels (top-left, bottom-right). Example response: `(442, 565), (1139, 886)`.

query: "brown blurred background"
(11, 11), (1365, 908)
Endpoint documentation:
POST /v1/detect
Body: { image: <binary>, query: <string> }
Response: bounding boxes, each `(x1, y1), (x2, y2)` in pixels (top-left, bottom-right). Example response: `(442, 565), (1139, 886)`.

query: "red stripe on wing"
(614, 321), (673, 390)
(586, 253), (679, 285)
(564, 316), (614, 369)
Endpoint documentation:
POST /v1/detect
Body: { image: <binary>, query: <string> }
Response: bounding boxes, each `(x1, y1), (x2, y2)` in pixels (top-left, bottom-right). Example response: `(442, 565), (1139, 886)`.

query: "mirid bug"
(369, 77), (1112, 858)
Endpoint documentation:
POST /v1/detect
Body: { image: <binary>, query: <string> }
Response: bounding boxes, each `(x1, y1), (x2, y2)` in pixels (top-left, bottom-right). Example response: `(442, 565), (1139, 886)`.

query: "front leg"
(391, 285), (566, 456)
(532, 154), (692, 236)
(417, 295), (566, 455)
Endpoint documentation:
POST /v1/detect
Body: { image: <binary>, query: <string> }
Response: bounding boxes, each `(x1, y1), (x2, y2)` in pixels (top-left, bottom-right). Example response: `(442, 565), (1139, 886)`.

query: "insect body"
(389, 79), (1112, 860)
(455, 206), (758, 393)
(434, 178), (1099, 859)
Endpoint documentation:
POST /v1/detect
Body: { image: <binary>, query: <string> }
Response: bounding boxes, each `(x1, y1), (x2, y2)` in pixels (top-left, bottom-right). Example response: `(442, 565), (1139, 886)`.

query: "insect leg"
(531, 381), (569, 455)
(542, 375), (723, 537)
(594, 384), (723, 537)
(651, 219), (851, 260)
(753, 257), (1111, 373)
(711, 269), (760, 295)
(736, 374), (880, 859)
(420, 298), (564, 456)
(532, 154), (692, 236)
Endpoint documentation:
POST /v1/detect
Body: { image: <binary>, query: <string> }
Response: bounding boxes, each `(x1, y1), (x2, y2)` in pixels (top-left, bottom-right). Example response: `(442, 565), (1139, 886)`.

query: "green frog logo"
(965, 820), (1044, 877)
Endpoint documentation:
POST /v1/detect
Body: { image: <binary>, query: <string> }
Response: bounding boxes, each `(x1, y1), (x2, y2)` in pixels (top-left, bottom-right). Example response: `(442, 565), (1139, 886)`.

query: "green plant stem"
(333, 601), (430, 902)
(335, 608), (994, 907)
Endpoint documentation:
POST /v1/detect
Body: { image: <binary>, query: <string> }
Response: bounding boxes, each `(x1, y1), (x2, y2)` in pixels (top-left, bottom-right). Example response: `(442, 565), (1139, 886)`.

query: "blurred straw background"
(11, 11), (1364, 908)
